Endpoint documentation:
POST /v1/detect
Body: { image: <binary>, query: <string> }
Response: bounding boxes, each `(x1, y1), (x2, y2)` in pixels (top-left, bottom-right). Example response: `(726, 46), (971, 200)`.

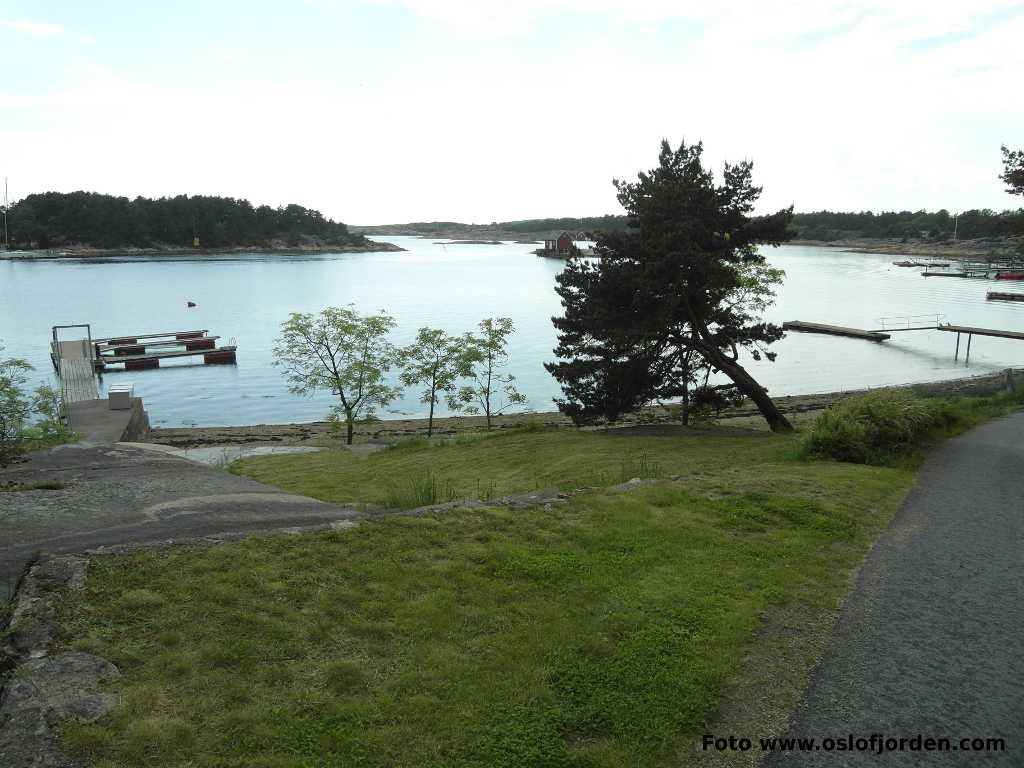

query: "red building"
(539, 232), (578, 259)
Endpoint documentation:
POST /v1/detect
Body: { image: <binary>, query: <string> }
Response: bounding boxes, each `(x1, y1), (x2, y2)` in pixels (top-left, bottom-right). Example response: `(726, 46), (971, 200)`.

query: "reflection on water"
(2, 238), (1022, 427)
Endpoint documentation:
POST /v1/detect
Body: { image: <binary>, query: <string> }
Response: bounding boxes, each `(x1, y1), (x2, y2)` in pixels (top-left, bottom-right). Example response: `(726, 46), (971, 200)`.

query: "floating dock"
(53, 325), (237, 382)
(987, 292), (1024, 302)
(782, 321), (890, 341)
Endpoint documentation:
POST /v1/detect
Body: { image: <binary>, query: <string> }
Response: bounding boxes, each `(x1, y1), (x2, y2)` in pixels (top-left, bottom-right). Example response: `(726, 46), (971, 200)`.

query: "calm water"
(2, 238), (1023, 428)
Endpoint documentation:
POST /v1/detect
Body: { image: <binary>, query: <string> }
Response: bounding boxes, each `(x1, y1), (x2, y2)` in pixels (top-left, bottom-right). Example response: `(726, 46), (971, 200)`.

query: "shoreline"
(788, 235), (1024, 258)
(142, 369), (1021, 449)
(0, 241), (404, 260)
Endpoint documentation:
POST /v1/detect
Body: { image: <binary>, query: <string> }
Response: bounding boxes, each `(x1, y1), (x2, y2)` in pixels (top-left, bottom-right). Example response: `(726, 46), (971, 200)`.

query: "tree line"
(789, 208), (1024, 242)
(3, 191), (368, 250)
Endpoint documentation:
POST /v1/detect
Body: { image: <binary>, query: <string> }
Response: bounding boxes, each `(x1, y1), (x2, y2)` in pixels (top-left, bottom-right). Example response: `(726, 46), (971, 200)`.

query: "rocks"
(3, 556), (88, 662)
(1, 556), (118, 768)
(0, 652), (119, 767)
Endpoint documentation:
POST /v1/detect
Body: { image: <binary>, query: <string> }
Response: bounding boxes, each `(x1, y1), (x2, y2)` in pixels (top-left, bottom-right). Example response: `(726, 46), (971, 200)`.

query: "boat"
(995, 272), (1024, 280)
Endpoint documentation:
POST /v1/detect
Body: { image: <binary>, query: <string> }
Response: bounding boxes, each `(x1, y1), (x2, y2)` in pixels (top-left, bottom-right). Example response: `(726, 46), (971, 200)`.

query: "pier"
(987, 291), (1024, 302)
(781, 321), (890, 341)
(784, 317), (1024, 364)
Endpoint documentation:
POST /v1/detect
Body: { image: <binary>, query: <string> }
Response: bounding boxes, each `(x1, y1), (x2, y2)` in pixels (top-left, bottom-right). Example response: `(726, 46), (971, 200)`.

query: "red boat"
(996, 273), (1024, 280)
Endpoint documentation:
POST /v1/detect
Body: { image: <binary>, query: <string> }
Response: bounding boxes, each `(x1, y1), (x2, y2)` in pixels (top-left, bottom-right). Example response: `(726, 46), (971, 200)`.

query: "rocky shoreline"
(790, 235), (1024, 259)
(143, 370), (1020, 449)
(0, 241), (404, 260)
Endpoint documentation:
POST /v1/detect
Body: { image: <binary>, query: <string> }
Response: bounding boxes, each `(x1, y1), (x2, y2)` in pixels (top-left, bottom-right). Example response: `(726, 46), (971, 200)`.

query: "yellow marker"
(193, 236), (200, 248)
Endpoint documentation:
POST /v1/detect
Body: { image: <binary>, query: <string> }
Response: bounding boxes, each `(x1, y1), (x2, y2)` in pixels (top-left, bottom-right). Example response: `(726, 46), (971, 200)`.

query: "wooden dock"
(782, 321), (890, 341)
(58, 358), (98, 403)
(937, 325), (1024, 342)
(95, 345), (237, 370)
(987, 292), (1024, 302)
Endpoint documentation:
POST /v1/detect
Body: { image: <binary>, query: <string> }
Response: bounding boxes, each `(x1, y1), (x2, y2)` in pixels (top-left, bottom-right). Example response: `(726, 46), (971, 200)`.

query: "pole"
(954, 333), (960, 361)
(965, 333), (973, 364)
(3, 177), (8, 250)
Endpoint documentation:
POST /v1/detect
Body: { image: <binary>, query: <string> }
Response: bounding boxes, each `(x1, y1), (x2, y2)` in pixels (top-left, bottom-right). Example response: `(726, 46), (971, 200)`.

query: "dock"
(987, 291), (1024, 302)
(53, 325), (237, 387)
(782, 321), (890, 341)
(90, 329), (236, 370)
(58, 358), (99, 404)
(95, 345), (238, 370)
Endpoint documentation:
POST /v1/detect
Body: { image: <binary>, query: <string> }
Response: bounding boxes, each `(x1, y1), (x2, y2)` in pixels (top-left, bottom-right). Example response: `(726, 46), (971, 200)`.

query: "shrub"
(798, 390), (958, 464)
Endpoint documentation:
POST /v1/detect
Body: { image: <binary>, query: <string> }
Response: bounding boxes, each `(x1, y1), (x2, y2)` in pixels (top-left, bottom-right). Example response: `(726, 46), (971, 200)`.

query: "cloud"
(2, 19), (64, 38)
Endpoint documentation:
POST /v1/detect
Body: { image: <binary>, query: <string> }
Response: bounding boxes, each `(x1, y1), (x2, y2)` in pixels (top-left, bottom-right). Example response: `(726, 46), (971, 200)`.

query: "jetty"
(781, 321), (890, 341)
(785, 316), (1024, 363)
(987, 291), (1024, 302)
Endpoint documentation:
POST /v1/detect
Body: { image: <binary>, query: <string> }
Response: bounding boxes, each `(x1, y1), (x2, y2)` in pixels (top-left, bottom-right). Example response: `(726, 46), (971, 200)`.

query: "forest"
(4, 191), (1023, 250)
(2, 192), (368, 250)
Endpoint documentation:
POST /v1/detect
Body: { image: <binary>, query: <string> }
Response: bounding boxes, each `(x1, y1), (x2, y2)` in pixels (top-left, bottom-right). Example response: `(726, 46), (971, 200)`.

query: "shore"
(142, 369), (1021, 449)
(0, 241), (404, 260)
(789, 235), (1024, 258)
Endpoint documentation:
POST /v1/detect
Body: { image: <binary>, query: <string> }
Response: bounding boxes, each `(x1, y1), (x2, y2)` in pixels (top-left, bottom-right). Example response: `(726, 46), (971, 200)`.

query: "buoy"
(187, 301), (196, 307)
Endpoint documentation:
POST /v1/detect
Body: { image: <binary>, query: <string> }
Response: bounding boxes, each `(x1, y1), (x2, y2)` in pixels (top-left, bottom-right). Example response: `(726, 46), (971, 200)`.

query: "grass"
(54, 425), (917, 767)
(229, 426), (778, 509)
(799, 388), (1024, 465)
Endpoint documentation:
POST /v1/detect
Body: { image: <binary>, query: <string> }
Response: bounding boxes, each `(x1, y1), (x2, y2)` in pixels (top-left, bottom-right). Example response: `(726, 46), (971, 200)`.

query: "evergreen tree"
(546, 139), (793, 432)
(1002, 145), (1024, 197)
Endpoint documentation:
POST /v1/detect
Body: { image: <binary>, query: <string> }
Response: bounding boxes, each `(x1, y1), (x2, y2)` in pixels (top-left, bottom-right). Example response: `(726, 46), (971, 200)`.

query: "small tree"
(1, 344), (71, 466)
(455, 317), (527, 430)
(1, 348), (34, 467)
(273, 307), (401, 444)
(399, 328), (475, 437)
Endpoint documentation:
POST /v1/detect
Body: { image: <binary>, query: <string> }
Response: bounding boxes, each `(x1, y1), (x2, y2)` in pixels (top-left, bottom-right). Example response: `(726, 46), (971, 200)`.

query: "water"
(2, 238), (1022, 428)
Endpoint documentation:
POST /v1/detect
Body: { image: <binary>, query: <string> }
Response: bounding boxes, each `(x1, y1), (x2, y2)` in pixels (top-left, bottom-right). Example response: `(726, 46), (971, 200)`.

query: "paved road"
(765, 412), (1024, 767)
(0, 441), (362, 592)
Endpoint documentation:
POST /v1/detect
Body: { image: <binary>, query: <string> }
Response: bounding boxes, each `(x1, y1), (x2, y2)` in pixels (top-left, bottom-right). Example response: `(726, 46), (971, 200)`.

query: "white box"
(108, 382), (134, 410)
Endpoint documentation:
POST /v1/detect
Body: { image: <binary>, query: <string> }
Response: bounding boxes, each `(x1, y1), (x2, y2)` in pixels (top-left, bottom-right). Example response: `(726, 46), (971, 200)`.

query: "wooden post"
(954, 333), (961, 360)
(966, 333), (973, 364)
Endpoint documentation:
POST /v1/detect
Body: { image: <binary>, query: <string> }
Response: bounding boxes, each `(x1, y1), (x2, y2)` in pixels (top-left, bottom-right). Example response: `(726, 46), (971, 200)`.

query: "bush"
(798, 390), (958, 464)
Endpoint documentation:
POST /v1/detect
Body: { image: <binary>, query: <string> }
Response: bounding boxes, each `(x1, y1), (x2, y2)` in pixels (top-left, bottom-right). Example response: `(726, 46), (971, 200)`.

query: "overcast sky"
(2, 0), (1022, 225)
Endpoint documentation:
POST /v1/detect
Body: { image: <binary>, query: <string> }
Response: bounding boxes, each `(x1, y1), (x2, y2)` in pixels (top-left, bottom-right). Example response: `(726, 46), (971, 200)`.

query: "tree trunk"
(346, 420), (354, 445)
(700, 346), (793, 432)
(427, 398), (435, 437)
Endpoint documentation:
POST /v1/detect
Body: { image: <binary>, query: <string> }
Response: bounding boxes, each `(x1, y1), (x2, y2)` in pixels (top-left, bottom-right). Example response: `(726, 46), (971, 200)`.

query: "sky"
(2, 0), (1022, 225)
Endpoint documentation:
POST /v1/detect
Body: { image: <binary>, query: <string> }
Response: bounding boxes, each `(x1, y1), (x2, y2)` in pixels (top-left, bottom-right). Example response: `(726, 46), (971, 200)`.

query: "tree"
(399, 328), (475, 437)
(454, 317), (527, 430)
(1, 347), (34, 467)
(273, 307), (401, 444)
(545, 139), (794, 432)
(1001, 145), (1024, 197)
(0, 343), (70, 466)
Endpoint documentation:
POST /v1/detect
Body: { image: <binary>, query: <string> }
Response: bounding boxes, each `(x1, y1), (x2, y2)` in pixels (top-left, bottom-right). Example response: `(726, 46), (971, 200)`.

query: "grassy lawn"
(56, 426), (914, 767)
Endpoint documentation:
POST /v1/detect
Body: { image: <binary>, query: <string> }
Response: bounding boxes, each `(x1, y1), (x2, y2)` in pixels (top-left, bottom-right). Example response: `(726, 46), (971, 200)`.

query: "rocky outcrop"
(1, 556), (119, 768)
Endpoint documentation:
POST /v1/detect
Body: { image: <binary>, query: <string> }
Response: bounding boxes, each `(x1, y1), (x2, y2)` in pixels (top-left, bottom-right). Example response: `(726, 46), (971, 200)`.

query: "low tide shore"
(144, 369), (1021, 449)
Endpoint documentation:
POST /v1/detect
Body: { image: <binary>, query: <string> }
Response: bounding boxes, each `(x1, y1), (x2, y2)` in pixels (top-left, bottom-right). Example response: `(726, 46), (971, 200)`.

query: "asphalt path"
(0, 441), (362, 593)
(764, 411), (1024, 767)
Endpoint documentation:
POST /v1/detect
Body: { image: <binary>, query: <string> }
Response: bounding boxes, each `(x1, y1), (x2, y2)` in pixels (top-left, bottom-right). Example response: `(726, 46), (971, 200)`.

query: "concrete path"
(0, 440), (362, 593)
(765, 412), (1024, 767)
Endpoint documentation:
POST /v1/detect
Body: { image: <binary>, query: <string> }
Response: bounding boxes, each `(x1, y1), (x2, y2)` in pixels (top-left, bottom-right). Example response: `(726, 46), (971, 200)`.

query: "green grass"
(798, 388), (1024, 464)
(230, 427), (783, 509)
(55, 426), (915, 767)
